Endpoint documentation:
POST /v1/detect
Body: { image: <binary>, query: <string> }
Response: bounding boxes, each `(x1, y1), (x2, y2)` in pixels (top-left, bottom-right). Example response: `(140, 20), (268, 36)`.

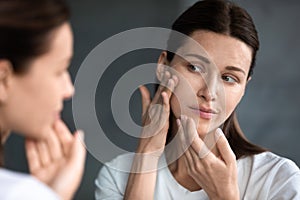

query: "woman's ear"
(0, 60), (13, 103)
(247, 76), (252, 83)
(241, 76), (252, 97)
(156, 51), (168, 81)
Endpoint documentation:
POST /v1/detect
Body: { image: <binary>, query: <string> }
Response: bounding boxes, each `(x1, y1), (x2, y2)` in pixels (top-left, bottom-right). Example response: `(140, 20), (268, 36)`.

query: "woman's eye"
(187, 64), (205, 73)
(222, 75), (238, 83)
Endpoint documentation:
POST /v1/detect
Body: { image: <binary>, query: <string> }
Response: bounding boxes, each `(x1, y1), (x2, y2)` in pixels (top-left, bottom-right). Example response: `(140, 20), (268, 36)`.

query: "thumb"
(215, 128), (236, 165)
(69, 130), (86, 170)
(139, 85), (151, 115)
(50, 130), (86, 200)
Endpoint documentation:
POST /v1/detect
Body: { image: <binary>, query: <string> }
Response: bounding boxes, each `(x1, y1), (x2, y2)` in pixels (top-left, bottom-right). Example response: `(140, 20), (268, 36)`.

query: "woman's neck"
(0, 119), (10, 145)
(169, 156), (202, 191)
(1, 131), (9, 145)
(0, 123), (8, 167)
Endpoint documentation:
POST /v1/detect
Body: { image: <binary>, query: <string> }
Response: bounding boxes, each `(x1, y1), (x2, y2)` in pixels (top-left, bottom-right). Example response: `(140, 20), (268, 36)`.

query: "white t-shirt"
(0, 168), (59, 200)
(95, 152), (300, 200)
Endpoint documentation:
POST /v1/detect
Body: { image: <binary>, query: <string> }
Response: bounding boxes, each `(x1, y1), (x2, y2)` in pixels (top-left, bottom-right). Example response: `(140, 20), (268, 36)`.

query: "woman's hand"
(178, 116), (239, 200)
(25, 119), (86, 200)
(124, 68), (178, 200)
(137, 69), (178, 155)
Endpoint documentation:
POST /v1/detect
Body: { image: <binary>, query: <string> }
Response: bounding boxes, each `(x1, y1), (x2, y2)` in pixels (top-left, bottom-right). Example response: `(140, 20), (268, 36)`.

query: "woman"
(0, 0), (86, 199)
(95, 0), (300, 199)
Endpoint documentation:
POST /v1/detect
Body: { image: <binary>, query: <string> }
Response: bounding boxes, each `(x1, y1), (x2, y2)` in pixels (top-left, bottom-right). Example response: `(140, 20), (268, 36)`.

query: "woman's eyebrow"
(225, 66), (246, 75)
(183, 53), (210, 64)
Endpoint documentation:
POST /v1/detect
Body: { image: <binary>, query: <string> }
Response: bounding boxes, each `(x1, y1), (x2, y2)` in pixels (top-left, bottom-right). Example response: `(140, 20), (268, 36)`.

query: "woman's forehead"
(173, 31), (252, 70)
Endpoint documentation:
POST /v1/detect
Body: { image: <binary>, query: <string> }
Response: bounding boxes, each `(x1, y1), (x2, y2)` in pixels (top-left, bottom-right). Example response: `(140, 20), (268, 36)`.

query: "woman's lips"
(189, 106), (217, 119)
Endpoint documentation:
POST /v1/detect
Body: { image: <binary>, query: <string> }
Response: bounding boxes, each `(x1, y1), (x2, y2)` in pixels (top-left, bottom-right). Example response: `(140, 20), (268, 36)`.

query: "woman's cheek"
(170, 85), (190, 116)
(224, 87), (245, 117)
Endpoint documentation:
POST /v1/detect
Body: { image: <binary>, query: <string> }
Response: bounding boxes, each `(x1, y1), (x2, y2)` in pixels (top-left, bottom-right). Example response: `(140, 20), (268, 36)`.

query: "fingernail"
(172, 75), (178, 84)
(165, 71), (171, 78)
(77, 130), (85, 141)
(198, 144), (210, 159)
(167, 79), (172, 87)
(176, 119), (181, 127)
(215, 128), (223, 141)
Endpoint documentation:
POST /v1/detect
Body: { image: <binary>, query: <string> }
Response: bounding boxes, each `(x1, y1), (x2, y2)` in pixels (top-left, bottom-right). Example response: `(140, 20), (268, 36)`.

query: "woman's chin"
(23, 125), (51, 140)
(196, 124), (219, 138)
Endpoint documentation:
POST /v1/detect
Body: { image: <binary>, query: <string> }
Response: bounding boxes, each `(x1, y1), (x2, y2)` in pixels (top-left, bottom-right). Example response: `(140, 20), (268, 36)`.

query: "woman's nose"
(197, 74), (218, 102)
(63, 73), (75, 100)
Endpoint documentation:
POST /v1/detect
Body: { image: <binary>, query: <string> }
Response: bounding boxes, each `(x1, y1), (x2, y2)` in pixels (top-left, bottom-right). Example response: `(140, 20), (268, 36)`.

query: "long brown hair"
(0, 133), (3, 167)
(0, 0), (70, 167)
(166, 0), (266, 159)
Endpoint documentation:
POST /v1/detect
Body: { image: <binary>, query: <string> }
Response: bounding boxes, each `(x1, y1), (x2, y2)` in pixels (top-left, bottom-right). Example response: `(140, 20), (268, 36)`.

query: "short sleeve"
(5, 177), (59, 200)
(268, 159), (300, 200)
(95, 165), (125, 200)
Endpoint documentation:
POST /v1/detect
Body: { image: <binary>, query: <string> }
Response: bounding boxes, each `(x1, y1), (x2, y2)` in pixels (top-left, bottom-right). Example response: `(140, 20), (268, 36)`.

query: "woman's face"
(2, 23), (74, 139)
(161, 30), (252, 137)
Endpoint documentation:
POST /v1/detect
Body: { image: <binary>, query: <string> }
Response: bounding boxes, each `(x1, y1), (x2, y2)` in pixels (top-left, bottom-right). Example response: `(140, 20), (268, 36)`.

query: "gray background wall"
(4, 1), (300, 199)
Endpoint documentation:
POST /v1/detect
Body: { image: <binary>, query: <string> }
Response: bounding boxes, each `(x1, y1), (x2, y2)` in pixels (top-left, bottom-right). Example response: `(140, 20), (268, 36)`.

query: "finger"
(183, 147), (194, 171)
(46, 127), (63, 161)
(155, 81), (175, 124)
(185, 117), (212, 159)
(70, 130), (86, 162)
(152, 70), (171, 103)
(164, 75), (179, 99)
(149, 91), (170, 122)
(25, 139), (41, 172)
(182, 116), (198, 150)
(67, 130), (86, 175)
(161, 77), (175, 101)
(161, 91), (171, 114)
(139, 85), (151, 116)
(148, 103), (160, 122)
(36, 140), (51, 166)
(189, 146), (204, 172)
(176, 119), (188, 155)
(157, 73), (179, 103)
(202, 130), (218, 151)
(49, 130), (86, 200)
(182, 152), (190, 168)
(215, 128), (236, 165)
(177, 118), (200, 174)
(54, 119), (73, 156)
(158, 70), (171, 91)
(151, 91), (171, 134)
(180, 116), (200, 160)
(156, 63), (164, 82)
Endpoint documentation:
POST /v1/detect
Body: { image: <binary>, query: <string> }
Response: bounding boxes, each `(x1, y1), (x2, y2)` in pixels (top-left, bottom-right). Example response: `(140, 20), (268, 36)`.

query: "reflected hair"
(0, 0), (70, 74)
(0, 0), (70, 166)
(165, 0), (266, 159)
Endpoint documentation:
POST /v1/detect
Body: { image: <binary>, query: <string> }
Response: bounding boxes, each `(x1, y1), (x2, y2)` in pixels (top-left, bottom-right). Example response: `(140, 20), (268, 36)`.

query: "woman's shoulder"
(101, 153), (135, 172)
(95, 153), (136, 199)
(239, 151), (299, 173)
(0, 168), (59, 200)
(95, 153), (135, 184)
(237, 152), (300, 199)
